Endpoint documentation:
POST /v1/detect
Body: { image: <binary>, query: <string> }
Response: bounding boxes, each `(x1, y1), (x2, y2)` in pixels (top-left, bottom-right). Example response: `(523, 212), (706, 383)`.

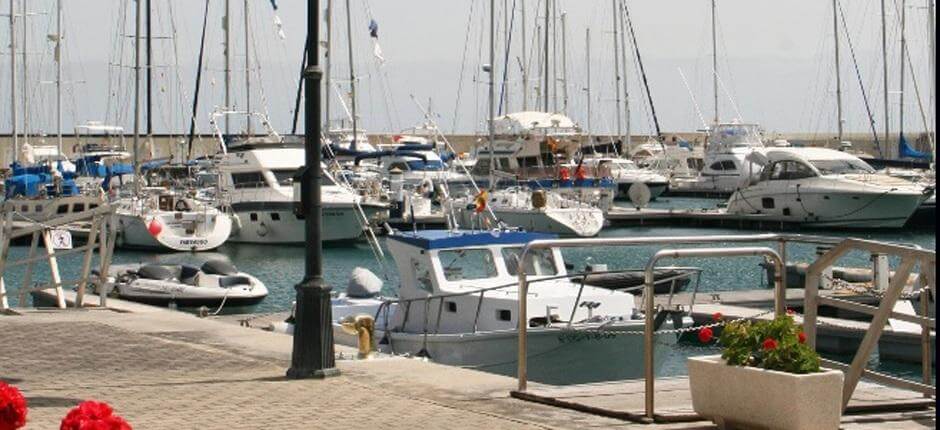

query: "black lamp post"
(286, 0), (339, 380)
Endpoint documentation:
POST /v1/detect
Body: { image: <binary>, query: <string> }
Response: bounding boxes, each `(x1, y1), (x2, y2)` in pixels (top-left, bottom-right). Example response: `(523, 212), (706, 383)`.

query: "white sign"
(50, 229), (73, 250)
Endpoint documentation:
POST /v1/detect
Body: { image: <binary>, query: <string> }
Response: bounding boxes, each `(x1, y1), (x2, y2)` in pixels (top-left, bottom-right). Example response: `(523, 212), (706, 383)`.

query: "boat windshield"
(501, 247), (558, 276)
(406, 159), (446, 171)
(439, 249), (498, 281)
(811, 159), (875, 175)
(710, 124), (763, 148)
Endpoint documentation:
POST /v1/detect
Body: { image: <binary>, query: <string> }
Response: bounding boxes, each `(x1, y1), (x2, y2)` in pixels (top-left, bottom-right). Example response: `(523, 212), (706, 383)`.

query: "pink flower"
(762, 338), (778, 351)
(698, 327), (714, 343)
(786, 308), (796, 316)
(0, 381), (28, 430)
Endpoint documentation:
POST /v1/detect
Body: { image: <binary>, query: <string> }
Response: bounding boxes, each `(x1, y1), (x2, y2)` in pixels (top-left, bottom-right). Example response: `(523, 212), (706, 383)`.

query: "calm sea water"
(3, 197), (934, 383)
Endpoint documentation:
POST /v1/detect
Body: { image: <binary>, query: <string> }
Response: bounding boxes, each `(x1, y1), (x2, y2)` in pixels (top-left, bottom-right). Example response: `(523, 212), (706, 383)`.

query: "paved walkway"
(1, 305), (934, 429)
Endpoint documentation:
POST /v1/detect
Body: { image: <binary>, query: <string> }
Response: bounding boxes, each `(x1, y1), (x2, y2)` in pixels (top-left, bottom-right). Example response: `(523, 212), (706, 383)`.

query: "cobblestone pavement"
(1, 309), (933, 429)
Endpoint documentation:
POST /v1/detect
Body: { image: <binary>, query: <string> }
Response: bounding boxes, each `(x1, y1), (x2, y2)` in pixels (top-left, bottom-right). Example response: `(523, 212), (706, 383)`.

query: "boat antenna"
(187, 0), (210, 159)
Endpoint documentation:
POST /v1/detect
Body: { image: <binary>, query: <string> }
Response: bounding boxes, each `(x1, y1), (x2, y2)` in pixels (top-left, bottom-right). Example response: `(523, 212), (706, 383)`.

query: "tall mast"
(244, 0), (252, 134)
(560, 11), (568, 113)
(929, 0), (936, 147)
(21, 0), (27, 143)
(898, 0), (906, 140)
(502, 0), (510, 112)
(619, 0), (631, 149)
(345, 0), (358, 150)
(611, 0), (622, 147)
(551, 0), (557, 111)
(488, 0), (496, 187)
(134, 0), (142, 194)
(542, 0), (549, 112)
(585, 28), (591, 147)
(520, 0), (527, 110)
(324, 0), (332, 131)
(9, 0), (16, 163)
(224, 0), (232, 136)
(833, 0), (844, 143)
(880, 0), (889, 158)
(56, 0), (62, 154)
(711, 0), (718, 124)
(146, 0), (152, 137)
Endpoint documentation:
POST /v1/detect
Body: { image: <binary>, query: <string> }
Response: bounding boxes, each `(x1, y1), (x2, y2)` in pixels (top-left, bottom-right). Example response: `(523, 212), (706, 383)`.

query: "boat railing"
(512, 233), (934, 421)
(373, 265), (703, 352)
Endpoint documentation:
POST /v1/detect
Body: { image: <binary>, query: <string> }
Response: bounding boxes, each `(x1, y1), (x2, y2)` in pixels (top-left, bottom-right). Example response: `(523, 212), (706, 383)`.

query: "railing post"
(871, 252), (889, 292)
(644, 266), (655, 420)
(517, 271), (528, 392)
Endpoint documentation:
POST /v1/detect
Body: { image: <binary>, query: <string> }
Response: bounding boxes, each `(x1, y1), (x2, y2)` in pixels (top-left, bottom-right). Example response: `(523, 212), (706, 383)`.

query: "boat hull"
(115, 210), (232, 252)
(727, 189), (924, 228)
(228, 201), (387, 244)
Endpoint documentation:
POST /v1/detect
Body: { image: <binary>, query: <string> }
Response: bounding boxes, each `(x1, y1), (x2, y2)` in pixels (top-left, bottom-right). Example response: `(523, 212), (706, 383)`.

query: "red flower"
(798, 332), (807, 344)
(60, 401), (131, 430)
(786, 308), (795, 315)
(762, 338), (778, 351)
(697, 327), (714, 343)
(0, 381), (28, 430)
(711, 312), (723, 322)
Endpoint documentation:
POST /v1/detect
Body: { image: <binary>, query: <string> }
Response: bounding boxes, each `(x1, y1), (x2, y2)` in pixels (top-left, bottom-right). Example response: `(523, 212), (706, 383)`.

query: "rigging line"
(498, 0), (517, 116)
(622, 1), (663, 151)
(901, 29), (935, 152)
(838, 1), (884, 157)
(452, 0), (477, 134)
(290, 34), (308, 135)
(187, 0), (211, 159)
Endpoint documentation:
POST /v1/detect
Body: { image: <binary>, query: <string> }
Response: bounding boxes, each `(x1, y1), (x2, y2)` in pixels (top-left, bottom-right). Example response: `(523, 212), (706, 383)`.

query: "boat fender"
(257, 222), (269, 237)
(348, 267), (383, 298)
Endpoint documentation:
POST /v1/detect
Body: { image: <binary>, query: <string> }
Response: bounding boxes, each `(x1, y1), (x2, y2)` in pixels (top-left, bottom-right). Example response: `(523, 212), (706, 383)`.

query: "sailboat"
(111, 0), (231, 252)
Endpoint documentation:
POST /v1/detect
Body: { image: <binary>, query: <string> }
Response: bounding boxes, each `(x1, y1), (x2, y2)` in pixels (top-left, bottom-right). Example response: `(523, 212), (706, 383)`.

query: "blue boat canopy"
(390, 230), (557, 250)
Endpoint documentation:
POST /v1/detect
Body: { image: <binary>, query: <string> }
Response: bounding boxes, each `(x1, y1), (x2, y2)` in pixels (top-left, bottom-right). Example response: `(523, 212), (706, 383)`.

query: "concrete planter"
(688, 355), (843, 430)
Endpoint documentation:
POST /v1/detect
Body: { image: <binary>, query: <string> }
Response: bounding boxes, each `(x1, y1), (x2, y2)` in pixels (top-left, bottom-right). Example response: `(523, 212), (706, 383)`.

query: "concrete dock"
(2, 290), (934, 429)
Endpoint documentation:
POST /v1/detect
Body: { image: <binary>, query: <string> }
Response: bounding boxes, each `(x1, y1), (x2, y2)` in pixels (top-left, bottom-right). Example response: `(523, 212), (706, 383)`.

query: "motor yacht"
(451, 188), (605, 237)
(670, 122), (766, 195)
(726, 147), (932, 228)
(573, 156), (669, 200)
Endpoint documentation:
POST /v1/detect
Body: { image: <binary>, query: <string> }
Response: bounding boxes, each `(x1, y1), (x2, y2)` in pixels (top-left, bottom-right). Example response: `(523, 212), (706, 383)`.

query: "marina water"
(3, 198), (934, 385)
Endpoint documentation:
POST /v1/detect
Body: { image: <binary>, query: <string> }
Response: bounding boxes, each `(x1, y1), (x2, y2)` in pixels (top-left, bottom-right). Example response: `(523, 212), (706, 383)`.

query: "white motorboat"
(112, 190), (233, 251)
(574, 156), (669, 200)
(279, 230), (682, 385)
(670, 122), (766, 195)
(213, 113), (389, 245)
(452, 188), (605, 237)
(726, 147), (932, 228)
(104, 260), (268, 307)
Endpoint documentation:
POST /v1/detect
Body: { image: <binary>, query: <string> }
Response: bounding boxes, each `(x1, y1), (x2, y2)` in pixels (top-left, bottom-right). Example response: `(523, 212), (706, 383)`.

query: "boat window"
(249, 213), (258, 222)
(497, 309), (512, 321)
(231, 172), (266, 189)
(89, 204), (98, 210)
(769, 161), (816, 180)
(709, 160), (737, 171)
(57, 205), (70, 214)
(270, 212), (281, 221)
(406, 160), (445, 171)
(811, 158), (875, 175)
(438, 249), (498, 281)
(73, 203), (85, 212)
(501, 247), (558, 276)
(270, 169), (298, 186)
(498, 158), (513, 171)
(35, 205), (42, 212)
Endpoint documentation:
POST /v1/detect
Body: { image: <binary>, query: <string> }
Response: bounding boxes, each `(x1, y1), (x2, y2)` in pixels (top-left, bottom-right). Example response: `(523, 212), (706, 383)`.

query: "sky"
(0, 0), (935, 138)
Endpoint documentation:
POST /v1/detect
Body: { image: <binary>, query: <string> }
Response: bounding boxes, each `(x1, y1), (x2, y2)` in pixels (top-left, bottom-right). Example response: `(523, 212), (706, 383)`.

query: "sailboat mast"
(146, 0), (152, 137)
(224, 0), (232, 136)
(551, 0), (557, 111)
(561, 11), (568, 113)
(711, 0), (718, 124)
(833, 0), (844, 143)
(324, 0), (332, 132)
(611, 0), (622, 147)
(345, 0), (358, 150)
(618, 0), (631, 149)
(543, 0), (549, 112)
(930, 0), (936, 147)
(489, 0), (496, 186)
(56, 0), (63, 155)
(21, 0), (27, 143)
(898, 0), (906, 138)
(245, 0), (252, 134)
(9, 0), (16, 163)
(520, 0), (527, 110)
(134, 0), (142, 195)
(880, 0), (890, 158)
(585, 28), (591, 147)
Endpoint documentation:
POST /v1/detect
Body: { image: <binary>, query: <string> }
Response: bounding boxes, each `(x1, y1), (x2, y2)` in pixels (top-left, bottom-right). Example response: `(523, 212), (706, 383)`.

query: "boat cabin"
(386, 230), (636, 334)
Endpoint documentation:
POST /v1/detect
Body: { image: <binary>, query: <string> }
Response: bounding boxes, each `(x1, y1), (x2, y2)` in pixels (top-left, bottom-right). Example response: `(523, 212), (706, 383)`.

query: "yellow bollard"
(340, 315), (376, 359)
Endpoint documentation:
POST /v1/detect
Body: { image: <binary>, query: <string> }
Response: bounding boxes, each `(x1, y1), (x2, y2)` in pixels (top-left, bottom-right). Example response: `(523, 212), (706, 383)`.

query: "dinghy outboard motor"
(347, 267), (383, 298)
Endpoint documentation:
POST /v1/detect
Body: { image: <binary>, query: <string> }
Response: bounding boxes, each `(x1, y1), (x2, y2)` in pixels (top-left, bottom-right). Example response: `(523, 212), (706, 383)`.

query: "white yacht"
(574, 156), (669, 200)
(670, 122), (766, 195)
(451, 188), (605, 237)
(217, 137), (389, 245)
(726, 148), (931, 228)
(312, 230), (680, 384)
